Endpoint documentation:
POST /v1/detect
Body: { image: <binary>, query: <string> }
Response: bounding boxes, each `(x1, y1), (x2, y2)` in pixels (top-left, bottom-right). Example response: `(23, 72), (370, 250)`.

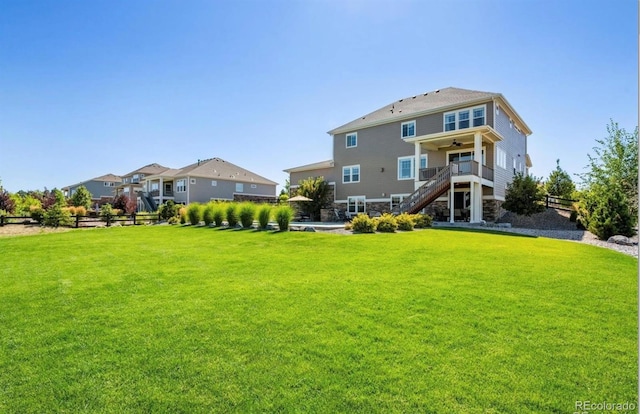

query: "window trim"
(390, 194), (408, 210)
(235, 183), (244, 193)
(496, 147), (507, 169)
(346, 132), (357, 148)
(342, 165), (360, 184)
(397, 156), (414, 180)
(347, 195), (366, 216)
(176, 179), (186, 193)
(443, 104), (487, 132)
(401, 120), (416, 139)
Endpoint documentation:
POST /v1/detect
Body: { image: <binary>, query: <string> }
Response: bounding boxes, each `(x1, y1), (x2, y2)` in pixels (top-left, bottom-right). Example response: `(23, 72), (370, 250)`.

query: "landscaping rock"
(303, 226), (316, 232)
(607, 235), (636, 246)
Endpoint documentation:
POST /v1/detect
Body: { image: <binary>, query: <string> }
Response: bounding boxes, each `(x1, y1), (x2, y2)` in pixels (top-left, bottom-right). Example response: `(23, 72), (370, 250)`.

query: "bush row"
(170, 201), (294, 231)
(349, 213), (432, 233)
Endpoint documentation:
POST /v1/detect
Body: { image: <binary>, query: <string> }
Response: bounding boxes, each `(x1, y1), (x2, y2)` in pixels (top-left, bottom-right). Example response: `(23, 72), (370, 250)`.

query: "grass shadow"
(436, 227), (538, 238)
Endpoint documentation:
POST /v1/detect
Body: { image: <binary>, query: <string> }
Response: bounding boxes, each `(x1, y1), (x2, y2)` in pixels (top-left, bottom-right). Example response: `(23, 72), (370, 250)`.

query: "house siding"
(290, 167), (337, 188)
(174, 177), (275, 204)
(492, 105), (527, 199)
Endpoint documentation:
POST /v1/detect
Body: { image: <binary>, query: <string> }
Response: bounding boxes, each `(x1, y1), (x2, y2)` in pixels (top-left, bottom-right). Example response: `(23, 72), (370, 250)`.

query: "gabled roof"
(122, 163), (171, 177)
(173, 157), (277, 185)
(283, 160), (334, 173)
(63, 173), (122, 189)
(328, 87), (530, 135)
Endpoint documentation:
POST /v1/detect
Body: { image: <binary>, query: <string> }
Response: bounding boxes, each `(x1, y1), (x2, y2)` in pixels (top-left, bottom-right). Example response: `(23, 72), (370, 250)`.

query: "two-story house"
(141, 157), (277, 208)
(285, 87), (532, 223)
(115, 163), (172, 211)
(63, 173), (122, 203)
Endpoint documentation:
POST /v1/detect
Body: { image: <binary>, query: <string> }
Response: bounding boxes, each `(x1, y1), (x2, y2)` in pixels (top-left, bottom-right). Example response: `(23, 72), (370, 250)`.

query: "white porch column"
(472, 131), (482, 222)
(414, 142), (421, 184)
(159, 177), (164, 202)
(449, 181), (455, 223)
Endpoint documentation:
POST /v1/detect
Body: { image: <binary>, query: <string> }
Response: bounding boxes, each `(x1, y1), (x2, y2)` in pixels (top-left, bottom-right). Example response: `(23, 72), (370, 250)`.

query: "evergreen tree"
(544, 159), (575, 198)
(503, 173), (545, 216)
(70, 185), (92, 209)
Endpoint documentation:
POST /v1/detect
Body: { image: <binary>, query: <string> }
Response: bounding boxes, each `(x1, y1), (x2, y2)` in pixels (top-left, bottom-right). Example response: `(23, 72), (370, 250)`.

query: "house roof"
(328, 87), (531, 135)
(122, 163), (171, 177)
(63, 173), (122, 190)
(170, 157), (278, 185)
(283, 160), (334, 173)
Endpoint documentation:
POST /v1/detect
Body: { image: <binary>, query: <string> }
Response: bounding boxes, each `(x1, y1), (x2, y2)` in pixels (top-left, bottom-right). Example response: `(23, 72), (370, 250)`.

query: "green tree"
(579, 121), (638, 238)
(502, 173), (545, 216)
(296, 176), (330, 221)
(544, 159), (575, 199)
(70, 186), (92, 209)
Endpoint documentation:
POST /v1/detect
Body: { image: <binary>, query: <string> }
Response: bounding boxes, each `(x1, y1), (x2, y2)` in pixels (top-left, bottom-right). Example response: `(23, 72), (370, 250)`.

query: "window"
(398, 157), (413, 180)
(211, 180), (217, 186)
(251, 184), (257, 189)
(443, 105), (486, 131)
(401, 121), (416, 138)
(444, 113), (456, 131)
(458, 110), (470, 129)
(496, 148), (507, 169)
(391, 195), (405, 210)
(236, 183), (244, 192)
(473, 108), (485, 127)
(347, 196), (365, 215)
(346, 132), (357, 148)
(176, 179), (186, 192)
(397, 155), (427, 180)
(123, 177), (129, 184)
(343, 165), (360, 183)
(132, 174), (140, 184)
(103, 182), (115, 187)
(151, 183), (159, 191)
(123, 187), (130, 194)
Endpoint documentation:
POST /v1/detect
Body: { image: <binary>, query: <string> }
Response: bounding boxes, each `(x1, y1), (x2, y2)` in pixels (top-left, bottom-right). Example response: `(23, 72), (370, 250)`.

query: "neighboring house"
(139, 157), (277, 210)
(63, 173), (122, 203)
(115, 163), (172, 211)
(285, 87), (532, 222)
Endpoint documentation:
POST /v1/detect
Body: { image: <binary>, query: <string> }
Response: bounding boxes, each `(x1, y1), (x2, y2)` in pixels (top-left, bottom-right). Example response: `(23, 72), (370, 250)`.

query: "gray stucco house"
(63, 173), (122, 203)
(285, 87), (532, 222)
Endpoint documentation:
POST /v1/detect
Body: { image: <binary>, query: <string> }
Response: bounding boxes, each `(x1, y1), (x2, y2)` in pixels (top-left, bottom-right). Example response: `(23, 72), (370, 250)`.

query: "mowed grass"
(0, 226), (636, 413)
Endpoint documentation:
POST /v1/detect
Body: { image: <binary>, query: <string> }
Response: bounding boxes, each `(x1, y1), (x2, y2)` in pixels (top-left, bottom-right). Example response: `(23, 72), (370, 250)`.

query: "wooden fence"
(545, 195), (576, 211)
(0, 212), (160, 228)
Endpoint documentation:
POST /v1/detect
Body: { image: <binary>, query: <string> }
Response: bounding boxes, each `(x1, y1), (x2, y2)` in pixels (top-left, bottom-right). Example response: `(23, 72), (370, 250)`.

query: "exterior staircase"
(395, 164), (452, 214)
(137, 191), (157, 212)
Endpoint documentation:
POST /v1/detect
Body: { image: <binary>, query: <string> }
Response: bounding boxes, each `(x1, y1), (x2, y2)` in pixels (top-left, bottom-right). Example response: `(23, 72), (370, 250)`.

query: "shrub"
(100, 204), (115, 223)
(44, 204), (72, 227)
(0, 190), (16, 214)
(30, 206), (44, 223)
(274, 205), (293, 231)
(585, 184), (635, 240)
(239, 203), (256, 228)
(257, 204), (272, 229)
(73, 205), (87, 217)
(202, 204), (215, 226)
(186, 203), (203, 226)
(213, 204), (225, 227)
(376, 213), (398, 233)
(351, 213), (376, 233)
(396, 213), (415, 231)
(159, 200), (180, 221)
(167, 216), (180, 225)
(503, 173), (545, 216)
(412, 213), (433, 228)
(226, 204), (239, 227)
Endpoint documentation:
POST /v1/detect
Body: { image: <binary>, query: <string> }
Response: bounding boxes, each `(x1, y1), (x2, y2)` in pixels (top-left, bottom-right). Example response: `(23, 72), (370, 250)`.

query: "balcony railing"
(420, 161), (493, 182)
(149, 190), (174, 197)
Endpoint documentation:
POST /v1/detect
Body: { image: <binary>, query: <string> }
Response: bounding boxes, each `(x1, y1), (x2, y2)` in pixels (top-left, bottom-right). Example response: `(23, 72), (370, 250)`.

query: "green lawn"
(0, 226), (636, 413)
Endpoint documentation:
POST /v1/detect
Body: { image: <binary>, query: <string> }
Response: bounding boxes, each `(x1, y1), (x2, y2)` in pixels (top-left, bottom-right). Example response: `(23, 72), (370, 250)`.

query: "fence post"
(132, 212), (136, 226)
(546, 194), (549, 209)
(0, 215), (4, 227)
(107, 214), (111, 227)
(75, 214), (80, 228)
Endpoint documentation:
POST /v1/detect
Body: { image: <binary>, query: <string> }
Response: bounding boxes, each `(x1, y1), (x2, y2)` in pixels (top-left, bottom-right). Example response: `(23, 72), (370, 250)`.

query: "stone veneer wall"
(482, 199), (503, 222)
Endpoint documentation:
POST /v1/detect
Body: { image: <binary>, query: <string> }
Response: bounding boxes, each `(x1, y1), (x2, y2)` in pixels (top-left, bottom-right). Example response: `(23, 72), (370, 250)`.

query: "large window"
(347, 196), (365, 216)
(342, 165), (360, 183)
(496, 147), (507, 169)
(443, 105), (486, 131)
(346, 132), (357, 148)
(236, 183), (244, 192)
(401, 120), (416, 138)
(176, 179), (186, 192)
(390, 195), (405, 210)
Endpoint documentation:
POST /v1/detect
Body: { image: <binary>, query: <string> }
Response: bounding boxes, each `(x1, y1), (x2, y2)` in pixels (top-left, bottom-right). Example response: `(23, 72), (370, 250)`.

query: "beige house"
(285, 87), (532, 222)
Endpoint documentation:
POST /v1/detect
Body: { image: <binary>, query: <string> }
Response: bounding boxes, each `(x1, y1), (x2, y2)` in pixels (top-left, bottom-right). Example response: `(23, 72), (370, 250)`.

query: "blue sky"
(0, 0), (637, 193)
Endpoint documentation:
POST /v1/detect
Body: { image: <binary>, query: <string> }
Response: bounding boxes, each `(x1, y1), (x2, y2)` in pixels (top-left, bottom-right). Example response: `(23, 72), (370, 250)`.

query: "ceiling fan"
(450, 139), (462, 147)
